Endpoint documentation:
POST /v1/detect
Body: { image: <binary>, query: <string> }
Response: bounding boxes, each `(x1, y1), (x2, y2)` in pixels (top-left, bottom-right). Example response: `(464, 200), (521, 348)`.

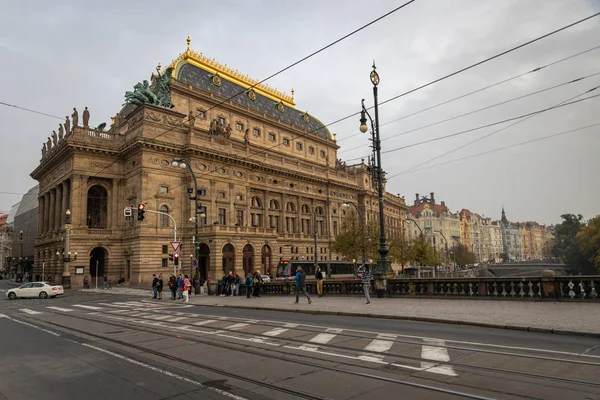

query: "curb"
(188, 302), (600, 339)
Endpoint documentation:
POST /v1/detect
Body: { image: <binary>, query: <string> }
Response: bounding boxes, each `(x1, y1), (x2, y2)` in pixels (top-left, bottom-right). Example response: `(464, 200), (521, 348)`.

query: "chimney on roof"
(415, 193), (419, 205)
(441, 201), (445, 207)
(430, 192), (435, 204)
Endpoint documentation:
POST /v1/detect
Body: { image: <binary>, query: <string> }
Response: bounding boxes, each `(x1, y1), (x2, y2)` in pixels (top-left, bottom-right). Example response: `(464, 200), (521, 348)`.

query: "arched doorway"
(222, 244), (234, 275)
(198, 243), (210, 281)
(90, 247), (107, 279)
(261, 245), (272, 276)
(243, 244), (254, 276)
(87, 185), (108, 229)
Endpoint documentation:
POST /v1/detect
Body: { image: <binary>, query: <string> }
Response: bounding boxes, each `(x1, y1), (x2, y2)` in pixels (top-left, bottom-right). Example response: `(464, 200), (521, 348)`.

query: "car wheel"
(39, 291), (48, 299)
(8, 292), (16, 300)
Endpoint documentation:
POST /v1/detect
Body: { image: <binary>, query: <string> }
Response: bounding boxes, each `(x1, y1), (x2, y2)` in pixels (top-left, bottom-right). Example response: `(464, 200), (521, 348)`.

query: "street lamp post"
(359, 62), (393, 297)
(343, 201), (366, 265)
(172, 158), (205, 291)
(434, 230), (449, 267)
(62, 209), (72, 289)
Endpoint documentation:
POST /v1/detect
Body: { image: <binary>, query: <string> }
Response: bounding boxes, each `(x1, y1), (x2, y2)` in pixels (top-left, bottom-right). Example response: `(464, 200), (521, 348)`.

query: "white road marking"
(193, 320), (216, 326)
(283, 323), (298, 328)
(72, 305), (103, 310)
(0, 313), (8, 318)
(0, 289), (6, 292)
(81, 343), (249, 400)
(21, 309), (42, 315)
(169, 317), (188, 322)
(326, 328), (343, 333)
(224, 323), (249, 330)
(150, 315), (171, 320)
(47, 307), (74, 312)
(365, 334), (396, 353)
(3, 315), (60, 336)
(263, 327), (289, 337)
(309, 333), (337, 344)
(421, 339), (457, 377)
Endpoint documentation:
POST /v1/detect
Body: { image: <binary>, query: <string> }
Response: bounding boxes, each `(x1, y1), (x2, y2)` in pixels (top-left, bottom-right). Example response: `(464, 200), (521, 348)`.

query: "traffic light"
(169, 254), (174, 262)
(174, 253), (179, 266)
(137, 203), (146, 221)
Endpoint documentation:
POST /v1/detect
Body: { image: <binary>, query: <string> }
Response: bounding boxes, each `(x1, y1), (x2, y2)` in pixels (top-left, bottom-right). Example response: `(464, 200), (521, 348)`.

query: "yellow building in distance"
(31, 37), (408, 287)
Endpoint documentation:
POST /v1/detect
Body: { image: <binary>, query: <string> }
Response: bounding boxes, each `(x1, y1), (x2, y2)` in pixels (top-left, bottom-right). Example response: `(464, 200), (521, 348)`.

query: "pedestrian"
(168, 275), (177, 300)
(315, 267), (324, 297)
(182, 274), (191, 303)
(157, 274), (164, 300)
(151, 274), (158, 299)
(234, 273), (241, 296)
(245, 273), (253, 298)
(103, 274), (109, 289)
(294, 266), (311, 304)
(220, 272), (228, 296)
(177, 274), (183, 299)
(253, 272), (262, 297)
(358, 264), (371, 305)
(207, 276), (212, 295)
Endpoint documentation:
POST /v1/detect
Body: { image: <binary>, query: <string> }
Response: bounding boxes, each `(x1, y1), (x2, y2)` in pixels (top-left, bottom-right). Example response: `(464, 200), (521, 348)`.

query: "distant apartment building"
(500, 207), (522, 261)
(407, 193), (460, 255)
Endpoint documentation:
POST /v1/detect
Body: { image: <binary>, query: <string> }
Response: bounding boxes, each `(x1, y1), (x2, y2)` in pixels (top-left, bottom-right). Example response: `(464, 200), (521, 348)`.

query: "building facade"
(12, 186), (39, 276)
(31, 38), (407, 287)
(500, 208), (522, 261)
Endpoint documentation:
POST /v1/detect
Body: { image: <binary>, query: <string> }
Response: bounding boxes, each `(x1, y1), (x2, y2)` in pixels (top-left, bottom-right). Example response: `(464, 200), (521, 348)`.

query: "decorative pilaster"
(55, 184), (63, 230)
(38, 196), (45, 236)
(48, 189), (56, 232)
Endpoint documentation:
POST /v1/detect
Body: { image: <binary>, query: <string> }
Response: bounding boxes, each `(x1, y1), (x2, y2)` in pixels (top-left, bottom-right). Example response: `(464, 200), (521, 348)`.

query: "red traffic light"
(138, 204), (146, 210)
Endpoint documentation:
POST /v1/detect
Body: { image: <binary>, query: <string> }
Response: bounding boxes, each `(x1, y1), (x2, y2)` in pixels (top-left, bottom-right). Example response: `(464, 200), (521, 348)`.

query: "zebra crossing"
(15, 300), (457, 377)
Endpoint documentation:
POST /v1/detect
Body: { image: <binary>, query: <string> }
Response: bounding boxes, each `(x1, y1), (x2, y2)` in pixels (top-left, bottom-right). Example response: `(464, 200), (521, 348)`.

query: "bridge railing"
(211, 276), (598, 301)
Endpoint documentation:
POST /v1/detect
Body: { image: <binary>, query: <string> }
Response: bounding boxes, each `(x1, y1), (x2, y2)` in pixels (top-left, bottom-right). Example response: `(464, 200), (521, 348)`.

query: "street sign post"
(170, 241), (181, 255)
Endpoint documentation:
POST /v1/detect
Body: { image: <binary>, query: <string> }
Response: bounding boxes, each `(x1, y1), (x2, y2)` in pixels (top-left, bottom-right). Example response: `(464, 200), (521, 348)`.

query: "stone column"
(228, 183), (235, 227)
(61, 181), (69, 224)
(62, 225), (72, 289)
(48, 189), (56, 232)
(112, 179), (120, 229)
(209, 179), (216, 224)
(43, 192), (50, 233)
(38, 196), (45, 236)
(55, 184), (63, 230)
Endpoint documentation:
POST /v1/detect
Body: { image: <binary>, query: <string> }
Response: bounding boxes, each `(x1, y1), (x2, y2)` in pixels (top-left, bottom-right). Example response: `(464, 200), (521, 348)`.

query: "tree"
(410, 236), (439, 266)
(331, 213), (364, 261)
(451, 244), (476, 267)
(551, 214), (594, 274)
(576, 215), (600, 274)
(388, 232), (412, 269)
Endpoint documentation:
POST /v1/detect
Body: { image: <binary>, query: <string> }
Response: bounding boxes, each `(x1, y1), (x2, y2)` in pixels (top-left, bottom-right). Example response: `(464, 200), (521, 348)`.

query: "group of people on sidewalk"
(219, 271), (264, 298)
(152, 273), (193, 302)
(294, 264), (371, 305)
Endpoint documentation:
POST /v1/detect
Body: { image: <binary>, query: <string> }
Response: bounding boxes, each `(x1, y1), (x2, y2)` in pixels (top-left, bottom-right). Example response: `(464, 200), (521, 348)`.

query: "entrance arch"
(261, 244), (272, 276)
(90, 247), (107, 278)
(222, 244), (234, 274)
(243, 244), (255, 276)
(198, 243), (210, 281)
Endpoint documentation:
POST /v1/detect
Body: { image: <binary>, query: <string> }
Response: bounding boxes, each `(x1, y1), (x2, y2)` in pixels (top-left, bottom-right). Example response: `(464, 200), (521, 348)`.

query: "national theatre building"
(31, 37), (407, 288)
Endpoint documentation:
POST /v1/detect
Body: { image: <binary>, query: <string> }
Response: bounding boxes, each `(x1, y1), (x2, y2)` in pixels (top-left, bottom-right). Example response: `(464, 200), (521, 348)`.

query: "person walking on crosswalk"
(358, 264), (371, 305)
(294, 266), (311, 304)
(182, 275), (191, 303)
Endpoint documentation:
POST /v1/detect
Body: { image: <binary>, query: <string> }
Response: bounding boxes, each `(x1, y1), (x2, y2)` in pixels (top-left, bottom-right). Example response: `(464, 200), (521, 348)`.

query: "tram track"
(25, 309), (506, 400)
(25, 306), (600, 399)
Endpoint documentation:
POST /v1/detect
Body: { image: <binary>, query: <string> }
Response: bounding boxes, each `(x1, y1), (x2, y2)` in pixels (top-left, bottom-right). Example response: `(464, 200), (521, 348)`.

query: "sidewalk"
(186, 294), (600, 337)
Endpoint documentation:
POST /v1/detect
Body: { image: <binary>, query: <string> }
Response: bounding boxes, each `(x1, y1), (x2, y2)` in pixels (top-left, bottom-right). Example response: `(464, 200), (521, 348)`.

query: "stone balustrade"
(214, 276), (599, 301)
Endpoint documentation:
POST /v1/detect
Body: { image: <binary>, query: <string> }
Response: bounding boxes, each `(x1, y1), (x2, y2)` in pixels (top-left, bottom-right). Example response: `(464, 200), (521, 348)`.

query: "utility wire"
(64, 2), (417, 200)
(393, 85), (599, 177)
(387, 122), (600, 178)
(0, 101), (63, 120)
(339, 72), (600, 154)
(337, 44), (600, 143)
(343, 93), (600, 162)
(319, 12), (600, 134)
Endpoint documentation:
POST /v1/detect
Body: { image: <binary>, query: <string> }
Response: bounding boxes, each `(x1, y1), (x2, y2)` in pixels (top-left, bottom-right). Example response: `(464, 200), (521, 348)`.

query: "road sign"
(170, 241), (181, 255)
(124, 207), (132, 217)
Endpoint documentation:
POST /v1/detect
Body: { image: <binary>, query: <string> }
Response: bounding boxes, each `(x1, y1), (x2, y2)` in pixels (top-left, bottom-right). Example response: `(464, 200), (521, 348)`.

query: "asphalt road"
(1, 280), (600, 400)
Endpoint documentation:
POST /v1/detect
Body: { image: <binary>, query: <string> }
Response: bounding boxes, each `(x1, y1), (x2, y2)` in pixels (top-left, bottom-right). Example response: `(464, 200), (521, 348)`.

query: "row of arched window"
(251, 197), (324, 215)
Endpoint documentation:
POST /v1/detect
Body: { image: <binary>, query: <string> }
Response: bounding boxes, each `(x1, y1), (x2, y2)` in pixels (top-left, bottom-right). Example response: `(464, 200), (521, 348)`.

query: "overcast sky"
(1, 0), (599, 224)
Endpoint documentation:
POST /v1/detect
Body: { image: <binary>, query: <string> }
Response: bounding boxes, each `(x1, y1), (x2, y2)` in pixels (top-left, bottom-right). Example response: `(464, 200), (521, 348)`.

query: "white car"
(6, 282), (64, 300)
(260, 275), (271, 283)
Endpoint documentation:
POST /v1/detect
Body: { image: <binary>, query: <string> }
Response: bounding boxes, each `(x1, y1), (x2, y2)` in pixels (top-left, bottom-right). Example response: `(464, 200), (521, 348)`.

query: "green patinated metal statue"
(124, 67), (174, 108)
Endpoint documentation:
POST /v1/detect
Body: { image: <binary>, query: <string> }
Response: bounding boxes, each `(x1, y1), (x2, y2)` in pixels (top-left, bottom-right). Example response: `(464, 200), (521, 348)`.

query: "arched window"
(251, 196), (262, 208)
(159, 205), (170, 227)
(315, 206), (324, 216)
(269, 199), (280, 210)
(301, 204), (310, 214)
(286, 202), (296, 212)
(87, 185), (108, 229)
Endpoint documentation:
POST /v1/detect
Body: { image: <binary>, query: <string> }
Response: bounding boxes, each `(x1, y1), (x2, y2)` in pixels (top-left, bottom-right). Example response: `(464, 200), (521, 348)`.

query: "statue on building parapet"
(83, 107), (90, 128)
(47, 137), (52, 150)
(244, 128), (250, 145)
(51, 131), (58, 146)
(58, 124), (64, 140)
(72, 108), (79, 129)
(42, 143), (47, 158)
(123, 67), (174, 108)
(225, 124), (232, 138)
(64, 116), (70, 136)
(209, 119), (217, 135)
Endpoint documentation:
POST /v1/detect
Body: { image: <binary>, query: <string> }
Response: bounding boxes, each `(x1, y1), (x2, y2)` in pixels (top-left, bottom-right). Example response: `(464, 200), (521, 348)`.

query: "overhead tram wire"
(318, 12), (600, 135)
(387, 122), (600, 179)
(63, 1), (417, 198)
(0, 101), (63, 120)
(338, 71), (600, 154)
(393, 85), (599, 177)
(343, 92), (600, 162)
(337, 44), (600, 143)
